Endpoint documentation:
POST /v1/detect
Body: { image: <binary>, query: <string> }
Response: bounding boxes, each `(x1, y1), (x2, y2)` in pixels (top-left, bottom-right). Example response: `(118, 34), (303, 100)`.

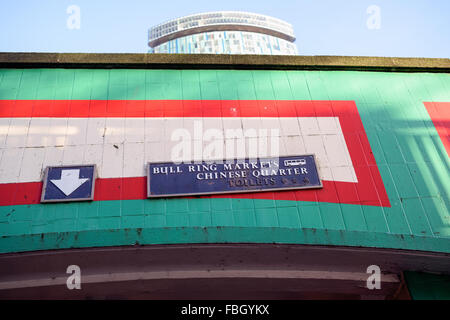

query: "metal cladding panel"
(0, 68), (449, 254)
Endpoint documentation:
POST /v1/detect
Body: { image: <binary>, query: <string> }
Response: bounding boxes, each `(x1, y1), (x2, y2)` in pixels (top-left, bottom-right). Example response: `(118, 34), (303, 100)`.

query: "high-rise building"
(148, 11), (298, 55)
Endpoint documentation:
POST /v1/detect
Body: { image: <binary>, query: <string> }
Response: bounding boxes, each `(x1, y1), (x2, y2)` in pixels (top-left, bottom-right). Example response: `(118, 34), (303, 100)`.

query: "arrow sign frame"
(40, 165), (97, 203)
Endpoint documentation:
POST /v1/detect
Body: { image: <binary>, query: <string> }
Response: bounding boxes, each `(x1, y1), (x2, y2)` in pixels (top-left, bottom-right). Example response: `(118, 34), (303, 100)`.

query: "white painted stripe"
(0, 117), (357, 184)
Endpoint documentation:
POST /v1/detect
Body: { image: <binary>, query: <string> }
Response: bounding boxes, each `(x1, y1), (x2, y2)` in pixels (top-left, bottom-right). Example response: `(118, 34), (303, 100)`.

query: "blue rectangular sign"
(147, 155), (322, 198)
(41, 165), (96, 203)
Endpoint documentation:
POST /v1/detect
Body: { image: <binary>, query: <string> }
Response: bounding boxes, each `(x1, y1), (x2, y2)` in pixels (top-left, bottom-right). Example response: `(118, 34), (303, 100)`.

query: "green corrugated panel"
(404, 272), (450, 300)
(0, 68), (449, 254)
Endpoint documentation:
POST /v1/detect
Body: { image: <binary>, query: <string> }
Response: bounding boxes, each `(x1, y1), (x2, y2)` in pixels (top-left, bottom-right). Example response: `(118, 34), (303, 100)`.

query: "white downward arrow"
(50, 169), (89, 196)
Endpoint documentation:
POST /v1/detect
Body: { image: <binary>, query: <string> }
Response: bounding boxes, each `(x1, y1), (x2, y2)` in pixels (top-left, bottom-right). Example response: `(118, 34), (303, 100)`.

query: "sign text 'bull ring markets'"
(147, 155), (322, 197)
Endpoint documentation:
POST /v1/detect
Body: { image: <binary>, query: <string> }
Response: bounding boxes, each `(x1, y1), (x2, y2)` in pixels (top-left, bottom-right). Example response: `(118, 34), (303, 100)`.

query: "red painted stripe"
(424, 102), (450, 157)
(0, 100), (376, 118)
(0, 182), (43, 206)
(0, 100), (391, 207)
(0, 178), (378, 206)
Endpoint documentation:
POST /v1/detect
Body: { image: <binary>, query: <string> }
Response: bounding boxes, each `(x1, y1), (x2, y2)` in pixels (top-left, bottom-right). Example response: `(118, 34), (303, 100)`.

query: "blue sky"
(0, 0), (449, 57)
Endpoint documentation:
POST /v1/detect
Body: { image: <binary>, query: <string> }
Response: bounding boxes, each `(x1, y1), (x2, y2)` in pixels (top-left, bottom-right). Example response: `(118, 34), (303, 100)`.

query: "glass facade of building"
(148, 11), (298, 55)
(151, 30), (298, 55)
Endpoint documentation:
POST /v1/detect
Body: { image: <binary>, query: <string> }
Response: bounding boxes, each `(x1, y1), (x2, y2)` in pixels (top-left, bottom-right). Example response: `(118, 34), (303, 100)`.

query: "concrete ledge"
(0, 52), (449, 72)
(1, 243), (438, 299)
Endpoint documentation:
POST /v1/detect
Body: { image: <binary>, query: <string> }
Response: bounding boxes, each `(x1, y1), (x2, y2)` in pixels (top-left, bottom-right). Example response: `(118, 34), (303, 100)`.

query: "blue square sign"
(41, 165), (97, 203)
